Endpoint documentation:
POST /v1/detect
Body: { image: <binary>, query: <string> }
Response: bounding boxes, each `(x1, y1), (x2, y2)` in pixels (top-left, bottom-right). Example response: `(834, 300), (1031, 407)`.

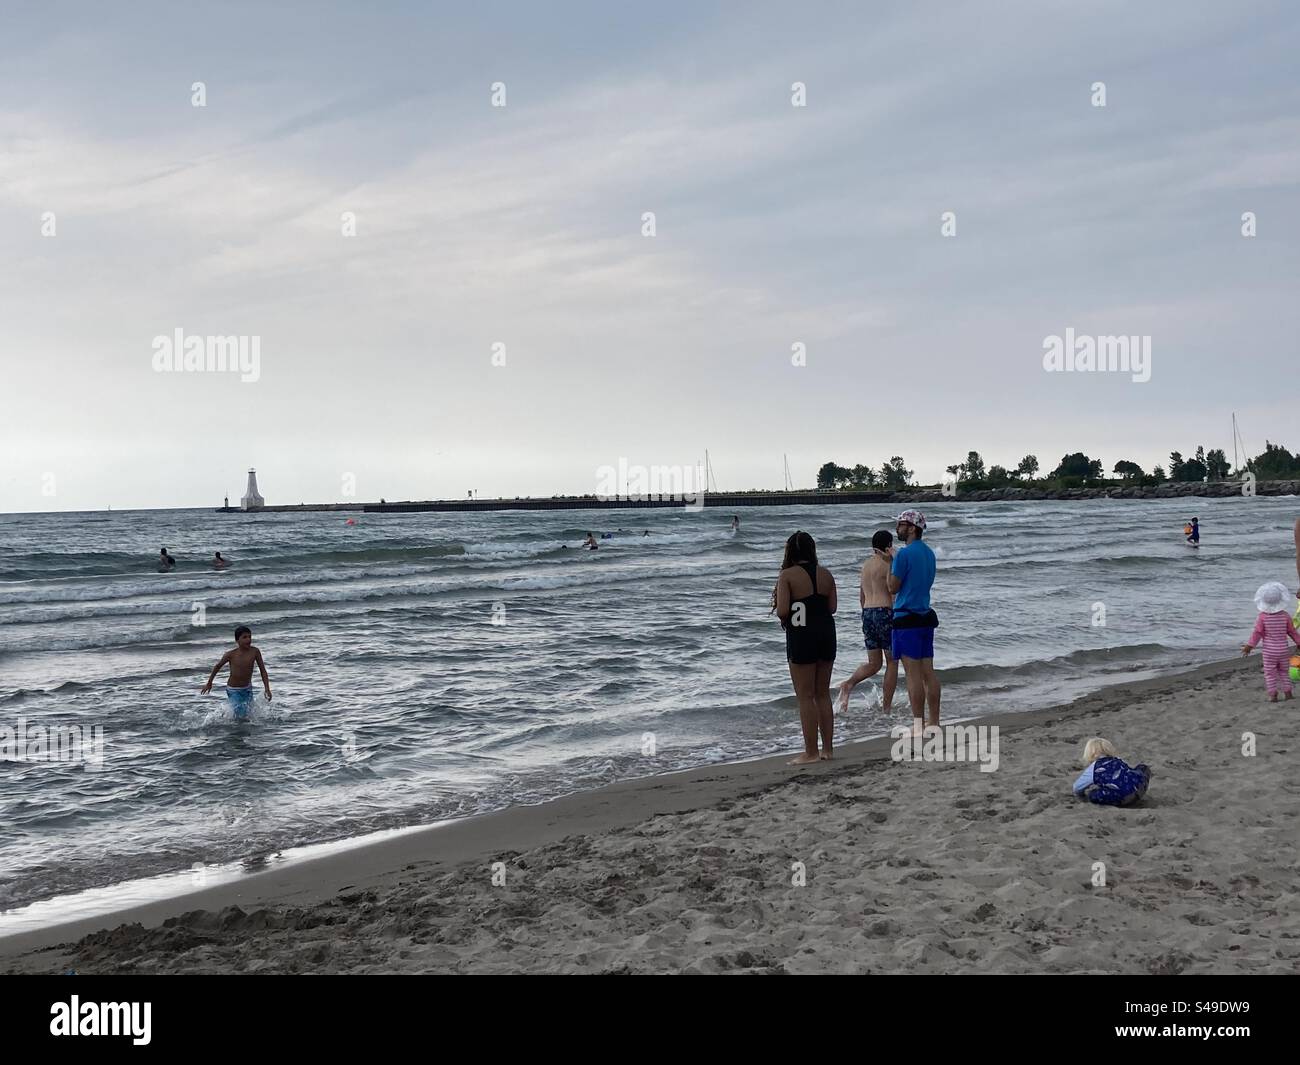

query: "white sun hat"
(1253, 581), (1292, 614)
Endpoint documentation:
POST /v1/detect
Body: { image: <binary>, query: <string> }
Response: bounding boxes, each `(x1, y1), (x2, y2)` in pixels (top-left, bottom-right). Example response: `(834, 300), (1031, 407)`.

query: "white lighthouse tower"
(241, 468), (265, 510)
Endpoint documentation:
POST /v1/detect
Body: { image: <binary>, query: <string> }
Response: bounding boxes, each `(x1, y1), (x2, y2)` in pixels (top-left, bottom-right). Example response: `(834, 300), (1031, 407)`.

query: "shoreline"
(4, 653), (1290, 973)
(0, 651), (1205, 927)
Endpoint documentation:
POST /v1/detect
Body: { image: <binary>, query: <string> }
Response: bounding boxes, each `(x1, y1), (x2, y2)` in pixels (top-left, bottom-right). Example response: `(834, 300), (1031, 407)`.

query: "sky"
(1, 0), (1297, 511)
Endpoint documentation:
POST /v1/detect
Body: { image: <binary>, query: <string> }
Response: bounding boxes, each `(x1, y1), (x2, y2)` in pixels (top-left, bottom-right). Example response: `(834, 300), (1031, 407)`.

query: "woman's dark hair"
(771, 531), (817, 612)
(234, 625), (252, 640)
(871, 530), (893, 552)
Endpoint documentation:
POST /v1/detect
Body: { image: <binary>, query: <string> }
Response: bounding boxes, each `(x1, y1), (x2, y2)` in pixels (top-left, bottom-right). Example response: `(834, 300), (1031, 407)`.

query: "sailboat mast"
(703, 449), (718, 493)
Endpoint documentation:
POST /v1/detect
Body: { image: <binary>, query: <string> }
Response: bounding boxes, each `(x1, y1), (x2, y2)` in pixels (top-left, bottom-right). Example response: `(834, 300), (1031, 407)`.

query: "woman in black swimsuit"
(771, 531), (837, 764)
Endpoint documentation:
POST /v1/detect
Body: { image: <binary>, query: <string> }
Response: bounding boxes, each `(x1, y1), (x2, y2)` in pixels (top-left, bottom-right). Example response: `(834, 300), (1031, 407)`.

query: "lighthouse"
(241, 468), (265, 510)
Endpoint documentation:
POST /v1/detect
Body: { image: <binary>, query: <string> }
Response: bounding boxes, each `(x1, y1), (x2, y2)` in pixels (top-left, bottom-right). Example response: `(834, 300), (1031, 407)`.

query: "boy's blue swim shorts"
(226, 685), (255, 720)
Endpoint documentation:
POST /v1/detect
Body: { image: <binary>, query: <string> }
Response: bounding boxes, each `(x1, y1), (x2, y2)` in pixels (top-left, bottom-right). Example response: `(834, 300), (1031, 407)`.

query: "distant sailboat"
(1232, 412), (1249, 477)
(703, 450), (719, 493)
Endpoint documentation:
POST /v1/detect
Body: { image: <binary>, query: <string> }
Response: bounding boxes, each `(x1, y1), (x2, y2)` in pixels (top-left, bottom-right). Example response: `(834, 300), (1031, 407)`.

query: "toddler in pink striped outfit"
(1240, 581), (1300, 700)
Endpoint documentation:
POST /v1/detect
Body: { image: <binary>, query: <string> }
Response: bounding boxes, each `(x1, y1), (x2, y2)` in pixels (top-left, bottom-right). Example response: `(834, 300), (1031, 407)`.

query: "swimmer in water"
(212, 551), (230, 570)
(584, 532), (599, 550)
(158, 547), (176, 572)
(732, 515), (740, 532)
(201, 625), (272, 720)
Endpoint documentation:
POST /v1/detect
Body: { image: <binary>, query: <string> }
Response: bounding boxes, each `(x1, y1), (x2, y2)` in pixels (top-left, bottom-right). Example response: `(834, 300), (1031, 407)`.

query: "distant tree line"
(815, 443), (1288, 491)
(815, 458), (913, 490)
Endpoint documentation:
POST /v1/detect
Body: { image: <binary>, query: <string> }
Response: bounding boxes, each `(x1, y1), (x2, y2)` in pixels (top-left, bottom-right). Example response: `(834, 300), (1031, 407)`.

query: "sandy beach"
(2, 656), (1296, 974)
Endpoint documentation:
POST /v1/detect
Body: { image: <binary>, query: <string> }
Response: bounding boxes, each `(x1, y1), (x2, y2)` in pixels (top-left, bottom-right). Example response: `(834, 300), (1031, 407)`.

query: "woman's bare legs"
(815, 659), (835, 758)
(788, 661), (821, 764)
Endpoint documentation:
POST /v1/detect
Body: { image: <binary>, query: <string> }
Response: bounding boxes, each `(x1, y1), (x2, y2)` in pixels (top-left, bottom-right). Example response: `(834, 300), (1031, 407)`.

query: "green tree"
(851, 464), (878, 488)
(1113, 460), (1144, 480)
(880, 457), (913, 490)
(986, 465), (1010, 487)
(1171, 447), (1207, 481)
(963, 451), (986, 482)
(1015, 455), (1039, 481)
(1205, 449), (1229, 480)
(817, 462), (852, 490)
(1248, 442), (1300, 480)
(1152, 464), (1166, 481)
(1050, 453), (1102, 482)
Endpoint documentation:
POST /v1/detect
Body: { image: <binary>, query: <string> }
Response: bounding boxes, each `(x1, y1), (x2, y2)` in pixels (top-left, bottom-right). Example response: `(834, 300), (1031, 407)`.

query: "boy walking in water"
(201, 625), (272, 720)
(836, 530), (899, 712)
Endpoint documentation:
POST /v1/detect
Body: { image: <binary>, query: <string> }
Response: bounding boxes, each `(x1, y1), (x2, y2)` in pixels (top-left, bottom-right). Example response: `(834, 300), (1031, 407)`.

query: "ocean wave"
(937, 642), (1175, 683)
(0, 665), (202, 703)
(0, 543), (473, 589)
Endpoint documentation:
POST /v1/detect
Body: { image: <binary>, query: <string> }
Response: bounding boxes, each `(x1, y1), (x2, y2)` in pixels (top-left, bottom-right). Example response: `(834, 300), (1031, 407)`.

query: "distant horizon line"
(7, 475), (1299, 518)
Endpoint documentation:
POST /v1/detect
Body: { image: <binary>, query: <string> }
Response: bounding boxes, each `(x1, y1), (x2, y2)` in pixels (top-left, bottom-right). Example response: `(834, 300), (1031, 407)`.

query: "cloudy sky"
(2, 0), (1297, 511)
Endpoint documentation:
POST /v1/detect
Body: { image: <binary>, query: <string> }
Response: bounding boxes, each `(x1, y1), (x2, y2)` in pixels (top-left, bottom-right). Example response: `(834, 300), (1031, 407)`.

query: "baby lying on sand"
(1073, 737), (1150, 807)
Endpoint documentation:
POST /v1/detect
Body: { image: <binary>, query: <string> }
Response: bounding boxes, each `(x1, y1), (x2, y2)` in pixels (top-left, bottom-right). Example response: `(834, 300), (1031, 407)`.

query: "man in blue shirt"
(887, 510), (940, 731)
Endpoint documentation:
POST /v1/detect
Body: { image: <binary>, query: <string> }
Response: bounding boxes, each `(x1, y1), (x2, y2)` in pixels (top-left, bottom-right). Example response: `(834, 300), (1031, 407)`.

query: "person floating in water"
(642, 529), (650, 536)
(731, 515), (740, 532)
(212, 552), (230, 570)
(158, 548), (176, 572)
(584, 532), (599, 550)
(1184, 517), (1200, 546)
(201, 625), (272, 720)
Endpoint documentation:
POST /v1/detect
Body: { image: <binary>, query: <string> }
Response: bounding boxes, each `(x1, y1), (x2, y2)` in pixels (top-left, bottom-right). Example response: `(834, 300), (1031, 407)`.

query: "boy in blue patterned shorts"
(201, 625), (272, 720)
(836, 530), (900, 712)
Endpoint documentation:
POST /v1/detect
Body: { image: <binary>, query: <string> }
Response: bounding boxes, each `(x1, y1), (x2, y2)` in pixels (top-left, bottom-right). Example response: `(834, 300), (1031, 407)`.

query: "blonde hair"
(1081, 737), (1119, 766)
